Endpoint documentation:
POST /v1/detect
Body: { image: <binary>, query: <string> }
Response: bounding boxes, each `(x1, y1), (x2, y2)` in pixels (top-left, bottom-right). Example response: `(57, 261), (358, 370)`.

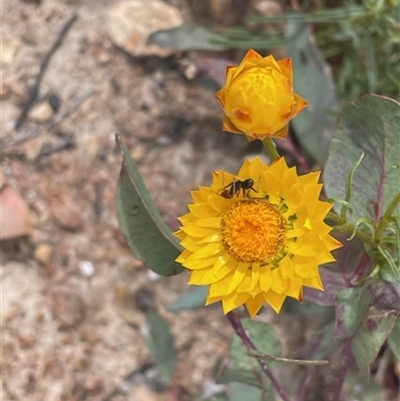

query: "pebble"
(50, 189), (84, 232)
(0, 37), (20, 66)
(79, 260), (95, 277)
(106, 0), (183, 58)
(33, 242), (54, 265)
(0, 186), (33, 240)
(128, 385), (170, 401)
(29, 101), (55, 123)
(49, 289), (86, 329)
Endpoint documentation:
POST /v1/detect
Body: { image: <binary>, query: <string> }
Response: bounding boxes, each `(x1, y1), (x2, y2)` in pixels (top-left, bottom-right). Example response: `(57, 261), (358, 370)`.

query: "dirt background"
(0, 1), (277, 400)
(2, 1), (394, 401)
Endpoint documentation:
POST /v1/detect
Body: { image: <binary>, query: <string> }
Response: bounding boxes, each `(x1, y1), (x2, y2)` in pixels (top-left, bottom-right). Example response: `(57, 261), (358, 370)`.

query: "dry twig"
(14, 13), (78, 130)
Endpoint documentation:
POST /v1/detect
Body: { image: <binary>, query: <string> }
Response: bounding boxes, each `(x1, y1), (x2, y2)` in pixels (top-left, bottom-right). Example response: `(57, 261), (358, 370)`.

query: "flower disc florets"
(174, 157), (342, 318)
(221, 200), (286, 264)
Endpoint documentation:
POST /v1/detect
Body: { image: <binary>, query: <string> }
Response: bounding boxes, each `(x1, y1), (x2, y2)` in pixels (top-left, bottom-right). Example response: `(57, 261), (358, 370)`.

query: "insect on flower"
(220, 178), (257, 199)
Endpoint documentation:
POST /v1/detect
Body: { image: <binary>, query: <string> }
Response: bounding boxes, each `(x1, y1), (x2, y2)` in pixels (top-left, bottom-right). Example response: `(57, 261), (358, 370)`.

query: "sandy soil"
(1, 1), (261, 400)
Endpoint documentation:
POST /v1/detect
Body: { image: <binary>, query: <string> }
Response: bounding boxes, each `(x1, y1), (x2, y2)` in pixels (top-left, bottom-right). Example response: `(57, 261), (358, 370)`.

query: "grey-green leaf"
(147, 23), (228, 51)
(145, 310), (177, 383)
(334, 285), (372, 339)
(323, 95), (400, 221)
(229, 382), (266, 401)
(115, 134), (184, 276)
(168, 286), (208, 311)
(351, 313), (397, 373)
(285, 21), (339, 164)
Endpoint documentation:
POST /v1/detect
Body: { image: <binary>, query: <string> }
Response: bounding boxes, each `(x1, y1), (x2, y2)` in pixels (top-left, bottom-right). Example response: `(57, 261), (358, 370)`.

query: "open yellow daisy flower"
(174, 157), (342, 318)
(216, 49), (308, 141)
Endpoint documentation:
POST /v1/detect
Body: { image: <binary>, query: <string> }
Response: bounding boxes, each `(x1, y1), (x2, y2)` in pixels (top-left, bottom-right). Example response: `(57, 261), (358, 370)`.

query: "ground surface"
(2, 1), (390, 401)
(1, 1), (272, 400)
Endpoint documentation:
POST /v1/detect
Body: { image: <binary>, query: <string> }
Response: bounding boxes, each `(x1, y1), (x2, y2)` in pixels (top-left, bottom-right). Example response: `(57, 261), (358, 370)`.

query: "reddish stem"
(330, 342), (352, 401)
(349, 253), (371, 286)
(227, 311), (292, 401)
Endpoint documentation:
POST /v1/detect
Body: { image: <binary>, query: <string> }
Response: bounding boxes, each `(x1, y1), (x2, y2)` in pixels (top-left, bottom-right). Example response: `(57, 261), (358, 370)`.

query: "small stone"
(0, 186), (33, 240)
(79, 260), (95, 277)
(80, 135), (99, 157)
(0, 37), (20, 66)
(253, 0), (282, 17)
(107, 0), (184, 58)
(24, 138), (43, 161)
(131, 144), (146, 162)
(29, 101), (54, 123)
(50, 192), (83, 232)
(129, 386), (170, 401)
(33, 242), (54, 265)
(49, 289), (86, 329)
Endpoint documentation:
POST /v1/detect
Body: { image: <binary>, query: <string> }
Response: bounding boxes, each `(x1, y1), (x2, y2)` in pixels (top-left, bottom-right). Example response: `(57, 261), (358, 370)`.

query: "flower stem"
(262, 138), (280, 161)
(349, 253), (371, 286)
(326, 212), (375, 246)
(226, 311), (292, 401)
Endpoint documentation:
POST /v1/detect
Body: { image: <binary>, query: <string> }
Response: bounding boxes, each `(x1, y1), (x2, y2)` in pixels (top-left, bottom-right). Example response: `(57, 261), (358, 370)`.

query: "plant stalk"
(326, 212), (375, 246)
(262, 137), (280, 161)
(227, 311), (292, 401)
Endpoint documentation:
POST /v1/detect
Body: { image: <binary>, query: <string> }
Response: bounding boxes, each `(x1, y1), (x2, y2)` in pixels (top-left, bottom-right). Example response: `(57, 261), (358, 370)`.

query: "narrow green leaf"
(168, 286), (208, 311)
(334, 285), (372, 339)
(285, 21), (339, 164)
(147, 23), (228, 51)
(388, 318), (400, 360)
(145, 310), (177, 383)
(323, 95), (400, 222)
(341, 152), (364, 218)
(115, 134), (184, 276)
(351, 313), (397, 373)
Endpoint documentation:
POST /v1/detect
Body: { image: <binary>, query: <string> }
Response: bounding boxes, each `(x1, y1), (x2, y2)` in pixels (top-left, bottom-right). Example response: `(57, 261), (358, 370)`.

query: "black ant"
(220, 178), (257, 199)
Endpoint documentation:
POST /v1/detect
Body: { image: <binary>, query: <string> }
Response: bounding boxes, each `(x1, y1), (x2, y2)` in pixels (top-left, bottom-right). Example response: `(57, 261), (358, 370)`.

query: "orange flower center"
(220, 200), (286, 264)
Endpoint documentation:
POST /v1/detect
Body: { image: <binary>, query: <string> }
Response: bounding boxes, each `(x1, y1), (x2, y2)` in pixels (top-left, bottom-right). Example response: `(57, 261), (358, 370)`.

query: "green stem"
(326, 212), (375, 246)
(375, 192), (400, 240)
(262, 137), (280, 160)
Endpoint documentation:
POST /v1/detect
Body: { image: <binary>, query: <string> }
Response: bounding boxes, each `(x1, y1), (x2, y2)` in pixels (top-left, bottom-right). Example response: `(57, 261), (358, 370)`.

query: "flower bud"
(216, 49), (308, 141)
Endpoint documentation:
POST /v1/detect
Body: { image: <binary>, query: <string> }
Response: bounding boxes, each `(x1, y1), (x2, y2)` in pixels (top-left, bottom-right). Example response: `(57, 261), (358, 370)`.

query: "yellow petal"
(245, 294), (265, 318)
(227, 262), (249, 294)
(222, 292), (251, 314)
(277, 58), (293, 84)
(263, 290), (286, 313)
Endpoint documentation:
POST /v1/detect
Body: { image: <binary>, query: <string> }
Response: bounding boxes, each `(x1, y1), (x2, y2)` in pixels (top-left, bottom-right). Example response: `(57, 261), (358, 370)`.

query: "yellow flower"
(216, 49), (308, 141)
(174, 157), (341, 318)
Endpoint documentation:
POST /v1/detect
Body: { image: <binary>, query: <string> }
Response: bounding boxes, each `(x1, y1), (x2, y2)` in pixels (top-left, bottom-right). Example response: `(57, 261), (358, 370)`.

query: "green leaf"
(147, 23), (228, 51)
(145, 310), (177, 383)
(323, 95), (400, 222)
(351, 313), (397, 373)
(168, 286), (208, 311)
(229, 382), (266, 401)
(334, 285), (372, 339)
(115, 134), (184, 276)
(216, 319), (279, 397)
(285, 21), (340, 164)
(388, 318), (400, 360)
